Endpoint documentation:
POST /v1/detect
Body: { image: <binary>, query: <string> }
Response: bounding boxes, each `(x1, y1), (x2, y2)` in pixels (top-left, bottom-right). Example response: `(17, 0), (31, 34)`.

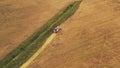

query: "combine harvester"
(53, 26), (61, 33)
(0, 0), (82, 68)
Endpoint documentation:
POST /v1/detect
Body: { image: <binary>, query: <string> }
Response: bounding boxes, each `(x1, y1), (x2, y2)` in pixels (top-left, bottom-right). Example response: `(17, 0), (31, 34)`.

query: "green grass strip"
(0, 1), (82, 68)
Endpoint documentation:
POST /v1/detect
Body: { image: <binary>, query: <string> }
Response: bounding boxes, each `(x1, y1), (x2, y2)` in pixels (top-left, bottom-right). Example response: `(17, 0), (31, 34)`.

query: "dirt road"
(20, 33), (56, 68)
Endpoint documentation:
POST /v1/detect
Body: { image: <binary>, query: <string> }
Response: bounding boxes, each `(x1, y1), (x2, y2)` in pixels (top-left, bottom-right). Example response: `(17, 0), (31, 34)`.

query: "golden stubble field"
(0, 0), (73, 60)
(0, 0), (120, 68)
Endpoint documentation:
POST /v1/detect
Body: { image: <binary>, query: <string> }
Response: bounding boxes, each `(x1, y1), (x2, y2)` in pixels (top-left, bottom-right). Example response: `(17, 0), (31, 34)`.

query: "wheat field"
(0, 0), (120, 68)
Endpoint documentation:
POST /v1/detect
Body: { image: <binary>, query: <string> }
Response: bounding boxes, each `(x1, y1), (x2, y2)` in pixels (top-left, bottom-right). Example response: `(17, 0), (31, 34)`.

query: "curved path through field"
(20, 33), (56, 68)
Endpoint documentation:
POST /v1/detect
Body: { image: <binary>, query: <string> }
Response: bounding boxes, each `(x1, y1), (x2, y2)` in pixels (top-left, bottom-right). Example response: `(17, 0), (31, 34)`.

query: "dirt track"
(20, 33), (56, 68)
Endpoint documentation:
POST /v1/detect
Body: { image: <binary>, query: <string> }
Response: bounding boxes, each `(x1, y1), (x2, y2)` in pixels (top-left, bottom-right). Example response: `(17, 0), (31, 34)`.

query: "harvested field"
(28, 0), (120, 68)
(0, 0), (120, 68)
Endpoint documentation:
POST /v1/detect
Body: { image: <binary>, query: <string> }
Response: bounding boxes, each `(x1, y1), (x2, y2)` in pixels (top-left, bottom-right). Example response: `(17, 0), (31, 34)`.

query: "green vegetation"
(0, 1), (82, 68)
